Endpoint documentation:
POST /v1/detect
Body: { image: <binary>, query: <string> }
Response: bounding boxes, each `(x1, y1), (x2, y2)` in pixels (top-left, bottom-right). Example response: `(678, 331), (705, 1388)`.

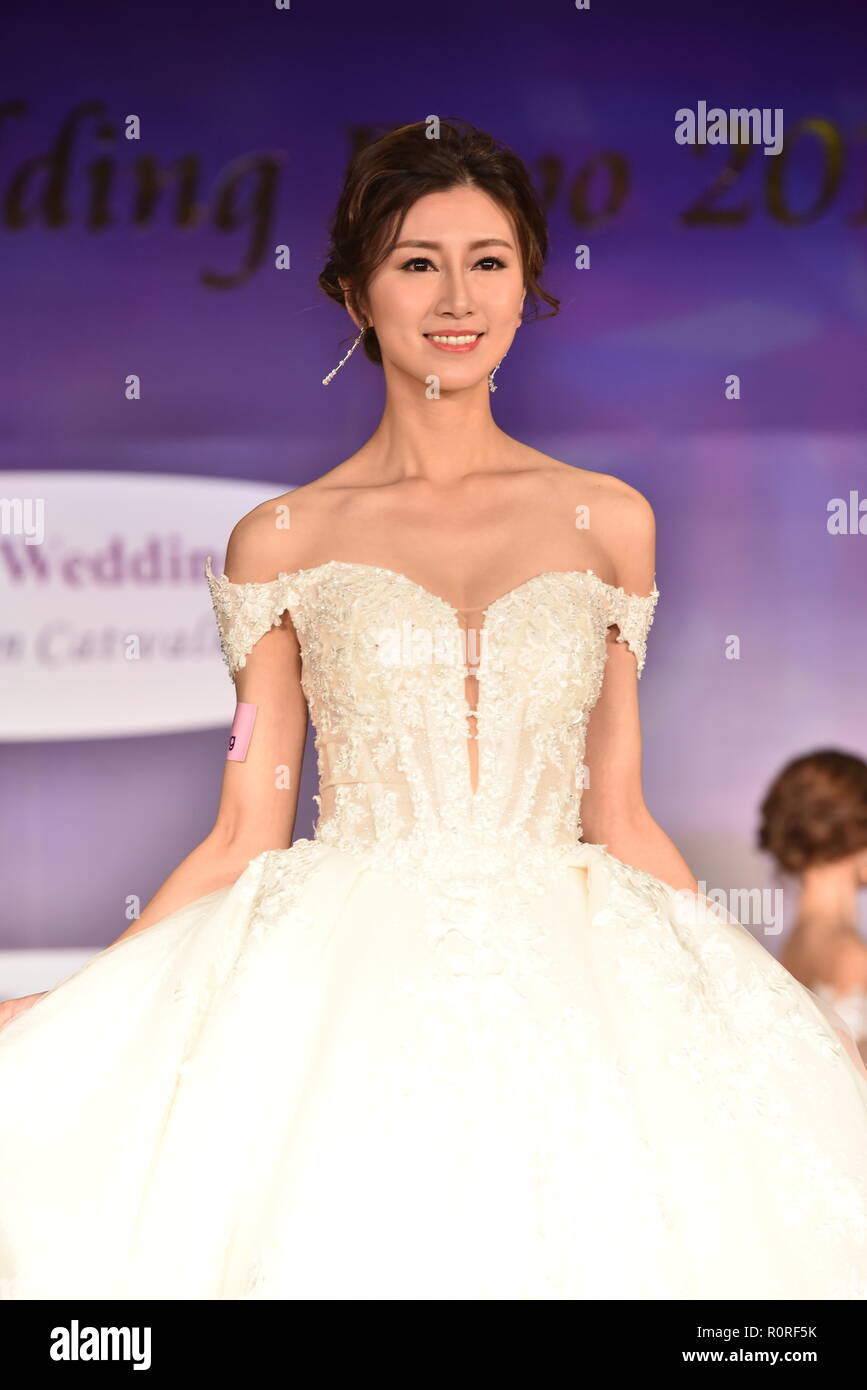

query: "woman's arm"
(0, 516), (308, 1024)
(108, 515), (310, 946)
(579, 486), (699, 895)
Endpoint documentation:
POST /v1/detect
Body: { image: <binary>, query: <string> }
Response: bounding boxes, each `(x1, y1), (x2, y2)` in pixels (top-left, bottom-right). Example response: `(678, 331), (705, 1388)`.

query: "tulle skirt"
(1, 837), (866, 1300)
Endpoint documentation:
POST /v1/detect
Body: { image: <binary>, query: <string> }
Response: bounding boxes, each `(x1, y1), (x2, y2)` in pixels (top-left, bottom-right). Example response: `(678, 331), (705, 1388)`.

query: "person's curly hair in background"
(759, 749), (867, 1062)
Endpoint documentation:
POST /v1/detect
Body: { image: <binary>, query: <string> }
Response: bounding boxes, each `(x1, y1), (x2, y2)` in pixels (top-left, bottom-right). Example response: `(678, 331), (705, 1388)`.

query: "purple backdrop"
(2, 0), (866, 949)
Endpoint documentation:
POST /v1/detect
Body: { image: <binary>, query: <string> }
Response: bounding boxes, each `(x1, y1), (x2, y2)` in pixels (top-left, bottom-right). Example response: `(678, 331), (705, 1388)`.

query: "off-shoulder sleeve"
(606, 580), (660, 678)
(205, 556), (298, 679)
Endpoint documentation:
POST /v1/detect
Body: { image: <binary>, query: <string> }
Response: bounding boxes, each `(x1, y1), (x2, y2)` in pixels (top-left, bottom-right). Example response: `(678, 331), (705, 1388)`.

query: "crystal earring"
(322, 323), (368, 385)
(488, 315), (522, 392)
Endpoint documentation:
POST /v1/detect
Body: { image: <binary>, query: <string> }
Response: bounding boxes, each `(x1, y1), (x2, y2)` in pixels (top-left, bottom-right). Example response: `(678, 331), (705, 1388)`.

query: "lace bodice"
(205, 558), (658, 860)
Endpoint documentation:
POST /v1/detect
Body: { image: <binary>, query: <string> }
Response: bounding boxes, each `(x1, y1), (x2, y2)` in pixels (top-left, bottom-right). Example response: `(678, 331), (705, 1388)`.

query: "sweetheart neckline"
(205, 556), (659, 621)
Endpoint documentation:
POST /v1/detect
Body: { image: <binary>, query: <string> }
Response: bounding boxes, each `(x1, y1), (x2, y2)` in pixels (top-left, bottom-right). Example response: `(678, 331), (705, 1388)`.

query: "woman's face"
(353, 184), (526, 393)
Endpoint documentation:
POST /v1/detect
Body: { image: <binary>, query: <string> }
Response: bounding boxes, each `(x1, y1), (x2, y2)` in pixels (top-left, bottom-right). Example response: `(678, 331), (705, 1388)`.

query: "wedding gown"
(2, 557), (867, 1301)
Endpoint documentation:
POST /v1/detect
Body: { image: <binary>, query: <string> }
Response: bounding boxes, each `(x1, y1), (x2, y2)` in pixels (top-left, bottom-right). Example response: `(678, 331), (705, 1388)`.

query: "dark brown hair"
(318, 118), (560, 366)
(757, 749), (867, 873)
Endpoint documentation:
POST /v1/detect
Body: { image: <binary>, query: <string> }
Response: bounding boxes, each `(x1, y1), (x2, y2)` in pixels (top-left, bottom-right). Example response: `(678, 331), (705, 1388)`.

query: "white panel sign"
(0, 472), (287, 740)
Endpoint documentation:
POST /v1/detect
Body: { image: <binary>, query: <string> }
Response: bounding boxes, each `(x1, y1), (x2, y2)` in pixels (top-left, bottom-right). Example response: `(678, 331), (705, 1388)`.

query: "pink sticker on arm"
(227, 703), (257, 761)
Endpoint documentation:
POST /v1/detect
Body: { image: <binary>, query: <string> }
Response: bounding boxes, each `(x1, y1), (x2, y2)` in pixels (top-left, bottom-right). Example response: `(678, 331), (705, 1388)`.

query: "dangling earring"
(489, 315), (521, 393)
(322, 323), (368, 385)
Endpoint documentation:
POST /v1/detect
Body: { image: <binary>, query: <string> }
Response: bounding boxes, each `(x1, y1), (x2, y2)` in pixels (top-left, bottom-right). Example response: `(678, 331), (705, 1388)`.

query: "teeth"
(428, 334), (479, 345)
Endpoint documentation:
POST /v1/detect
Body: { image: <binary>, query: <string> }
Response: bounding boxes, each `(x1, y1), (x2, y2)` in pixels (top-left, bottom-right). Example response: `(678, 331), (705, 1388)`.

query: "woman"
(759, 750), (867, 1064)
(2, 119), (867, 1300)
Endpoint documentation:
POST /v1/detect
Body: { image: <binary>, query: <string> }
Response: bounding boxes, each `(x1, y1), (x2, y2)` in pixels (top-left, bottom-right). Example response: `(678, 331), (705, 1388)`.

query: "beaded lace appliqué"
(202, 558), (663, 985)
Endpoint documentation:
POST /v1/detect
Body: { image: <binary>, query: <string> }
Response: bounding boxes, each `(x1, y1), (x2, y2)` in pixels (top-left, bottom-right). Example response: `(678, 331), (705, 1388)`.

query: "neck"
(362, 366), (513, 485)
(796, 859), (859, 937)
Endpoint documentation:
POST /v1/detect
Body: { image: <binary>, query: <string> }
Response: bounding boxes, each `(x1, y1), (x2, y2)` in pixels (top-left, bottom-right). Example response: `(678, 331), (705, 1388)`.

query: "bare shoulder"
(221, 467), (357, 583)
(529, 450), (656, 593)
(592, 473), (656, 594)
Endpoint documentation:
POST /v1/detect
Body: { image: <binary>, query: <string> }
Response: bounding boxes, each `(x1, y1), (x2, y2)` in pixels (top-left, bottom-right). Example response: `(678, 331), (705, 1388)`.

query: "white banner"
(0, 472), (282, 740)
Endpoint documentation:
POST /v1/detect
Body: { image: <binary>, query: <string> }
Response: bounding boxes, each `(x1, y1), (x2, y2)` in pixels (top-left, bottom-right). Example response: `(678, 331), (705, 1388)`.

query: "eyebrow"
(391, 238), (515, 251)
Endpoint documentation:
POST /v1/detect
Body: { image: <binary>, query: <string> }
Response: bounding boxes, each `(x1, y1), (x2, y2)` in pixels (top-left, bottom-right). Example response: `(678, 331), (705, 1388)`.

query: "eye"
(398, 255), (508, 272)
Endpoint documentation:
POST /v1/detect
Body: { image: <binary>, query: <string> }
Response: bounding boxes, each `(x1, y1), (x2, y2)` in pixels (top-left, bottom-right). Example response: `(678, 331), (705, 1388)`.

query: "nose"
(434, 261), (475, 318)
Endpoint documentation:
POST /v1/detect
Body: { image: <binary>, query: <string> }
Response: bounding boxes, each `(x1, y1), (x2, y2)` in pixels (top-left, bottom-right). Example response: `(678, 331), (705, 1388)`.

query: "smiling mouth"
(423, 332), (484, 350)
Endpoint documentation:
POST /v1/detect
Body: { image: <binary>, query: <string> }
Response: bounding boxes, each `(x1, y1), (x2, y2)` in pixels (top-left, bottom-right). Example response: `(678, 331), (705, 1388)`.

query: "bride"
(2, 118), (867, 1301)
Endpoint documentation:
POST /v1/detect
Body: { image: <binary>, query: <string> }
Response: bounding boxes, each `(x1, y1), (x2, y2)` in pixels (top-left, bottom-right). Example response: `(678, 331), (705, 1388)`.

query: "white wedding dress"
(2, 558), (867, 1300)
